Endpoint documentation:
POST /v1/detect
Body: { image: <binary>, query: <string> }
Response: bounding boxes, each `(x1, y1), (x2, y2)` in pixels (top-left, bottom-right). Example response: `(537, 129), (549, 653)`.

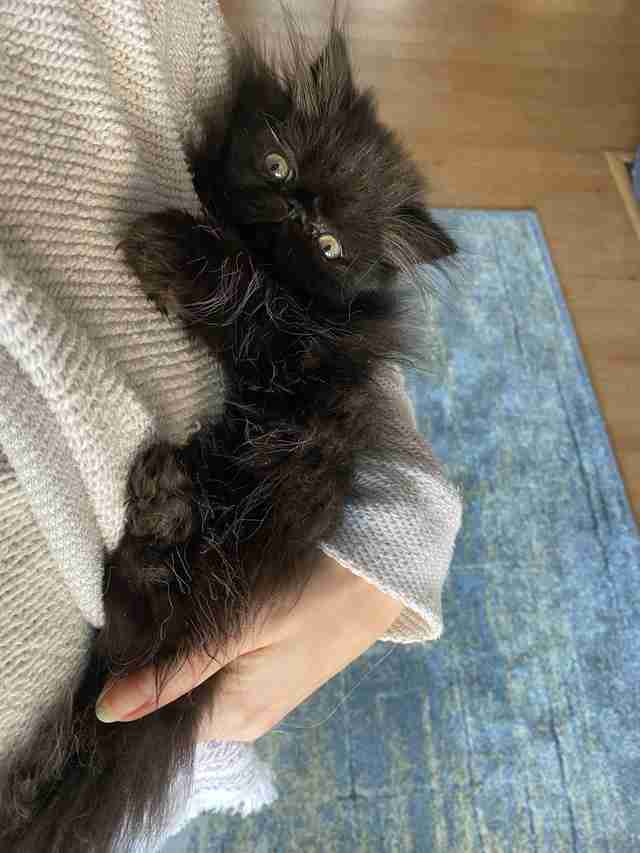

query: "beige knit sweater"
(0, 0), (462, 839)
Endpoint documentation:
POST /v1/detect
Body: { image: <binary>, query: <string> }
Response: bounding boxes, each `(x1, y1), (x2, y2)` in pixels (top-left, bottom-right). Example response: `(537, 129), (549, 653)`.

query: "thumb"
(95, 646), (233, 723)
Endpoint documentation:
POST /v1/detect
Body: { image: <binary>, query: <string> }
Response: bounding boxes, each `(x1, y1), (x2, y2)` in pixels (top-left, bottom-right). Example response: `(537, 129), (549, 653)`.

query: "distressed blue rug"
(163, 211), (640, 853)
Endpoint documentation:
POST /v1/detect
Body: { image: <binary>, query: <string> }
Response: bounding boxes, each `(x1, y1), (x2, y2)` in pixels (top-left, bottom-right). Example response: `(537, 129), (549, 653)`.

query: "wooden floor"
(221, 0), (640, 519)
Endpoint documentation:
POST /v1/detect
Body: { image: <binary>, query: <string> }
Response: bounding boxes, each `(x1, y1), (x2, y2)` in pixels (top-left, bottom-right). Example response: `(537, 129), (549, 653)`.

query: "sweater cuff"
(320, 460), (462, 643)
(320, 369), (463, 644)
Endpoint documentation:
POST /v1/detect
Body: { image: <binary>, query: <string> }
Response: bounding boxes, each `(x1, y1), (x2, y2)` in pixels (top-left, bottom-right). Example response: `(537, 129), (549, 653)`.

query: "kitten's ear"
(392, 205), (457, 265)
(310, 28), (355, 99)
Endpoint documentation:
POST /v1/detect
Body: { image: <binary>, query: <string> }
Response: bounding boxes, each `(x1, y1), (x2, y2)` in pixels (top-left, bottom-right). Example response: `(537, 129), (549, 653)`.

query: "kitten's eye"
(317, 233), (342, 260)
(265, 152), (290, 181)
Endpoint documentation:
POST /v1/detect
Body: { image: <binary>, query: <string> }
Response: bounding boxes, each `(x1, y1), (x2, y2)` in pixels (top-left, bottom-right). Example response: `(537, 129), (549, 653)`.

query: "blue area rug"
(163, 211), (640, 852)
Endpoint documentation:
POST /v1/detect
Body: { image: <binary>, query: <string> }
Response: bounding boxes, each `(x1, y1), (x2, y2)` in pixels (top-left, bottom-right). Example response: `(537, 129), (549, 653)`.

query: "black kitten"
(0, 24), (456, 853)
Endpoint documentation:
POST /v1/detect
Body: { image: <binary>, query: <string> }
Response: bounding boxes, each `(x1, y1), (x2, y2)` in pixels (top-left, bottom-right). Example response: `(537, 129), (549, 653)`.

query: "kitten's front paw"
(120, 210), (199, 315)
(126, 442), (195, 545)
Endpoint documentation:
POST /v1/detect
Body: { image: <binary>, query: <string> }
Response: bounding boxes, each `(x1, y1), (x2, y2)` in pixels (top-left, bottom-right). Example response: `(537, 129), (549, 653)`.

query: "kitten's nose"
(287, 197), (308, 225)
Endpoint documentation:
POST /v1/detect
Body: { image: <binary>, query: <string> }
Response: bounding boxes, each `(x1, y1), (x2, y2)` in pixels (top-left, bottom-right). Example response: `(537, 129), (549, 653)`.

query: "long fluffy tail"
(0, 647), (215, 853)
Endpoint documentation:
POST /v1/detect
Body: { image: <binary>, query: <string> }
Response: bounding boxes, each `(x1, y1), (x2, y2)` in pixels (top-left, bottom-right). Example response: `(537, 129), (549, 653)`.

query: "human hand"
(95, 554), (403, 741)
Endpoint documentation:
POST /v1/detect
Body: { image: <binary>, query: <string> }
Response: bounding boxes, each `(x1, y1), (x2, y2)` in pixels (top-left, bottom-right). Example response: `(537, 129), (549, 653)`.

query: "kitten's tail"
(0, 647), (213, 853)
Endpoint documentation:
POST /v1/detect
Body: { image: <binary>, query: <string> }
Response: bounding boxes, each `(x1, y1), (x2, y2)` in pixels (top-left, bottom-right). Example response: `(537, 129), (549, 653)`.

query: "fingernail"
(95, 674), (154, 723)
(95, 684), (119, 723)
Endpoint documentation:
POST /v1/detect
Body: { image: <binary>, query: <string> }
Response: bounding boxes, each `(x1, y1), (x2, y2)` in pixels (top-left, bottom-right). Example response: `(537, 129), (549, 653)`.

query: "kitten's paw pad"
(126, 442), (194, 544)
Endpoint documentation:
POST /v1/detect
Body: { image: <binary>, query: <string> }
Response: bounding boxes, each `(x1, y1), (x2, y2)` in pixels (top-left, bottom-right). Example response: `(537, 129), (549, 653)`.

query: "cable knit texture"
(0, 0), (462, 840)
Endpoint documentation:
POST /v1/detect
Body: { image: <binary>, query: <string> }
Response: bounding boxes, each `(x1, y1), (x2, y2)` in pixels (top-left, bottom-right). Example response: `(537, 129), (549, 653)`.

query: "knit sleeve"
(320, 366), (463, 643)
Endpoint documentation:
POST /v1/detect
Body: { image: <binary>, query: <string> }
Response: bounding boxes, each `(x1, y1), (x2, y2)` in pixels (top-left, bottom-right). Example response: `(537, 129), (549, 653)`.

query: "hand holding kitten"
(96, 554), (403, 741)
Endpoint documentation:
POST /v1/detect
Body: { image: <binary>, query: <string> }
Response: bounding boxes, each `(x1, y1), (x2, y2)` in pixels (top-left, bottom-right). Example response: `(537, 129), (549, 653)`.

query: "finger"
(95, 646), (232, 723)
(196, 645), (345, 743)
(194, 645), (280, 742)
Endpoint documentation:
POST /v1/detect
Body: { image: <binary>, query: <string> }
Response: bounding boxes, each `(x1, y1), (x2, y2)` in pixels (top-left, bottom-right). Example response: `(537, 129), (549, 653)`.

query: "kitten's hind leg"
(121, 210), (230, 340)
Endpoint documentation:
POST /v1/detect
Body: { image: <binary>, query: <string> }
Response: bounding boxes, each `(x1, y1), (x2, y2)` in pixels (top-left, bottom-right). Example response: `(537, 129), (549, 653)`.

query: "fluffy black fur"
(0, 21), (456, 853)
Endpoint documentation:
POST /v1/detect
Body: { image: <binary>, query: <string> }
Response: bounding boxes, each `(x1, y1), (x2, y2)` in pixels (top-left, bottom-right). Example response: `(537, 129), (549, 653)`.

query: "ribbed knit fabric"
(0, 0), (462, 842)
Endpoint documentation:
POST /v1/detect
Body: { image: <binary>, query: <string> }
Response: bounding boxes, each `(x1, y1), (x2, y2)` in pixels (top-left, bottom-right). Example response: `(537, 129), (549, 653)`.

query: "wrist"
(323, 556), (404, 637)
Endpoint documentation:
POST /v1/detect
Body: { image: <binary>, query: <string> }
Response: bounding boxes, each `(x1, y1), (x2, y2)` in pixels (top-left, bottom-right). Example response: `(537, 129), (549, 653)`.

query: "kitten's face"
(203, 30), (455, 306)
